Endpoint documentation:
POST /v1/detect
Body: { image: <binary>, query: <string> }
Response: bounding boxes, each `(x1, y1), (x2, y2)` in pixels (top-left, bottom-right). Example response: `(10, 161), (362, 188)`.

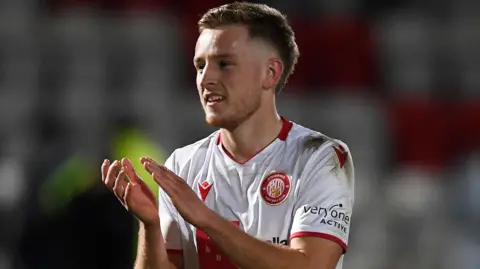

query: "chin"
(205, 113), (228, 127)
(204, 113), (239, 130)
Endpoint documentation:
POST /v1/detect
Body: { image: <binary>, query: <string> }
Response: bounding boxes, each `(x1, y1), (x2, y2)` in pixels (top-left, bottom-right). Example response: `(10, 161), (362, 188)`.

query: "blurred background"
(0, 0), (479, 268)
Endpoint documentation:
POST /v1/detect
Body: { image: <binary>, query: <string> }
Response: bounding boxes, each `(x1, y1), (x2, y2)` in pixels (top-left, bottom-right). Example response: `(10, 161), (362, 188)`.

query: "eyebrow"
(193, 53), (238, 65)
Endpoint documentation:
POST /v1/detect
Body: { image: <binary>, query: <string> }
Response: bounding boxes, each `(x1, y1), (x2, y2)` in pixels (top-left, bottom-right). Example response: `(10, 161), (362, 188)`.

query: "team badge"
(260, 172), (291, 205)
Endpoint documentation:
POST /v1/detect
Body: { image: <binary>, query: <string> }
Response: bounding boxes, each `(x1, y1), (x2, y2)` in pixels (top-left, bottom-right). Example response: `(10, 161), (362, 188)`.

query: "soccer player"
(101, 2), (355, 269)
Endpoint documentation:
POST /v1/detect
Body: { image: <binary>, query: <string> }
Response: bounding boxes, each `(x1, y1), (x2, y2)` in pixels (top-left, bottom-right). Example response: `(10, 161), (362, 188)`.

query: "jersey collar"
(216, 117), (293, 164)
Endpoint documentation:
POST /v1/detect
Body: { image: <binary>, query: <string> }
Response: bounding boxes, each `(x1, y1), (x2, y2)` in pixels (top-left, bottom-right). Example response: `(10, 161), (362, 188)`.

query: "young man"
(101, 2), (354, 269)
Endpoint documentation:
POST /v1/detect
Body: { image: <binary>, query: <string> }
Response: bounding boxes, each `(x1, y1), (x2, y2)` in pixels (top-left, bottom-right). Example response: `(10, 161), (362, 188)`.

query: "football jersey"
(158, 117), (355, 269)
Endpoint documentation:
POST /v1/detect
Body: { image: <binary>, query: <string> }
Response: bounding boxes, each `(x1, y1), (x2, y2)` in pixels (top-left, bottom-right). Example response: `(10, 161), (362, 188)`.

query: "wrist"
(197, 209), (225, 232)
(140, 219), (160, 231)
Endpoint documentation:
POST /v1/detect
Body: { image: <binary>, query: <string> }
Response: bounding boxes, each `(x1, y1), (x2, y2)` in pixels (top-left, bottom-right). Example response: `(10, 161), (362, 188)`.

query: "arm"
(200, 212), (343, 269)
(120, 155), (184, 269)
(134, 222), (181, 269)
(200, 142), (354, 269)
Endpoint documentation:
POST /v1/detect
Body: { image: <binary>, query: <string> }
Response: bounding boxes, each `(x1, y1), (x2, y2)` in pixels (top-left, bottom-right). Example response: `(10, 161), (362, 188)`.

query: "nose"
(198, 64), (219, 89)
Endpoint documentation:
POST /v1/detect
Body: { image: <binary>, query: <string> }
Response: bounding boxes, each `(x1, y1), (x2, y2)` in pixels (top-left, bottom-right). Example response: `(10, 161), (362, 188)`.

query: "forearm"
(134, 222), (175, 269)
(201, 214), (310, 269)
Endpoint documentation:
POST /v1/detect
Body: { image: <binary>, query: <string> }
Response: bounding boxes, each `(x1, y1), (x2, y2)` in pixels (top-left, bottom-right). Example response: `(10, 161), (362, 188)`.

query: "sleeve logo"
(260, 172), (291, 206)
(332, 145), (348, 168)
(303, 204), (350, 234)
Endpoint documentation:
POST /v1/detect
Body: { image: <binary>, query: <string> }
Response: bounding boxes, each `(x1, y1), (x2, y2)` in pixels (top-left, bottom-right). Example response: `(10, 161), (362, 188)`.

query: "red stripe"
(278, 117), (293, 141)
(166, 249), (183, 255)
(290, 232), (347, 253)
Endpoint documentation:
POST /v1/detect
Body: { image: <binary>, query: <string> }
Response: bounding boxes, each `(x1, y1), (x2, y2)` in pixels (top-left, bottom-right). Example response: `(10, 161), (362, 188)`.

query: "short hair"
(198, 2), (300, 94)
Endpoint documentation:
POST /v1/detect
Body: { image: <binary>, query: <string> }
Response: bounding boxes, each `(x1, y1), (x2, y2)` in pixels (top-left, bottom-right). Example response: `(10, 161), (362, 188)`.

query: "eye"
(195, 64), (205, 73)
(219, 60), (232, 70)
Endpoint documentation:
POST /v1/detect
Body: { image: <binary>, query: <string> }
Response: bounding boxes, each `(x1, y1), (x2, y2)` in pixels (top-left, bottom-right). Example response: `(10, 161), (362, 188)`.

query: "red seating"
(118, 0), (173, 12)
(289, 17), (376, 91)
(389, 98), (449, 170)
(175, 0), (227, 19)
(449, 99), (480, 155)
(50, 0), (99, 10)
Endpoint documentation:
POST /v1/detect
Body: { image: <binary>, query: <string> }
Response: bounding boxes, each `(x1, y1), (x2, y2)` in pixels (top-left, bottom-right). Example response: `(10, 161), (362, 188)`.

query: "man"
(101, 2), (355, 269)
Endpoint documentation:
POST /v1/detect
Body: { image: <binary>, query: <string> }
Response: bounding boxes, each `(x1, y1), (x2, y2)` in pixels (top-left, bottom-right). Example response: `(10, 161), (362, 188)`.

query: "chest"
(189, 157), (300, 237)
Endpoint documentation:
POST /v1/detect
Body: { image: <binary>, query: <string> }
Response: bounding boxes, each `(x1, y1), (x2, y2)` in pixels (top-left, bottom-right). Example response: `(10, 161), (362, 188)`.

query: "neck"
(219, 107), (283, 163)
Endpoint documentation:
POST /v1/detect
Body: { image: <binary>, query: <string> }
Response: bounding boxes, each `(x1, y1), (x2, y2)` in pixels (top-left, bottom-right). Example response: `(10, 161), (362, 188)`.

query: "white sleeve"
(158, 151), (183, 252)
(290, 142), (355, 253)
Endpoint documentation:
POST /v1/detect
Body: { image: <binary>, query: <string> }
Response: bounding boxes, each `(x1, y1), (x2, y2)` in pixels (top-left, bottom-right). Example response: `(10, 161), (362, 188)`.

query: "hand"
(141, 157), (214, 228)
(101, 158), (160, 227)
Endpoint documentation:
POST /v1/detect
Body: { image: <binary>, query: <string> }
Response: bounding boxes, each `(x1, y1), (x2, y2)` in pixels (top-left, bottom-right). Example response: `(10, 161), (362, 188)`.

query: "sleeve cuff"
(290, 231), (348, 253)
(166, 249), (183, 255)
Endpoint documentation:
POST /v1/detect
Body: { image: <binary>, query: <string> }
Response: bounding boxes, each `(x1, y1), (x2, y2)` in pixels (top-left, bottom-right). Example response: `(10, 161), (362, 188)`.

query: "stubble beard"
(204, 97), (261, 131)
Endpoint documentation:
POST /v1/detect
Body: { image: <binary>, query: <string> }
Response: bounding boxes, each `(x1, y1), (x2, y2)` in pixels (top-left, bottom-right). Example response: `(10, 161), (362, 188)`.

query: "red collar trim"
(216, 117), (293, 164)
(278, 116), (293, 141)
(216, 117), (292, 145)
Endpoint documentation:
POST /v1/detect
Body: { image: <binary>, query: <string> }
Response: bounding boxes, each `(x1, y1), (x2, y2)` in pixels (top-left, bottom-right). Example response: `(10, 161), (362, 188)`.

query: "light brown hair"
(198, 2), (300, 93)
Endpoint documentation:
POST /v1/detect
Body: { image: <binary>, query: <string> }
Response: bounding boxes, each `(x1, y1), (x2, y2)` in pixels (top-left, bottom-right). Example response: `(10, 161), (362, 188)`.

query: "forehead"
(194, 25), (253, 59)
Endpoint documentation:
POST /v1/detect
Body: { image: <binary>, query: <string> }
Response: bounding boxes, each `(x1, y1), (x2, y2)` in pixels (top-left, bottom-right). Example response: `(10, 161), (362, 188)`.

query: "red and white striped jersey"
(159, 117), (355, 269)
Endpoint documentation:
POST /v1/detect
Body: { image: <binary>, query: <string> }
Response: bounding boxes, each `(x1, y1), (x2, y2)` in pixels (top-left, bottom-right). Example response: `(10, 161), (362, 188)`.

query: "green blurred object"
(39, 154), (97, 214)
(39, 127), (167, 259)
(39, 127), (167, 215)
(112, 128), (167, 199)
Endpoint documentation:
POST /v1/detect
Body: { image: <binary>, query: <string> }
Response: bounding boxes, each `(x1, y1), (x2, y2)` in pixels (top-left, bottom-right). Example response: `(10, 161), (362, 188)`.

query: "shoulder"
(288, 122), (353, 173)
(288, 122), (354, 195)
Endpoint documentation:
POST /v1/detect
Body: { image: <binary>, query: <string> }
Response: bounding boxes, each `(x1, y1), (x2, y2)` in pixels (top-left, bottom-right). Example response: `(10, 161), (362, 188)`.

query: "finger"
(124, 182), (138, 211)
(142, 161), (155, 175)
(144, 161), (172, 178)
(121, 158), (141, 185)
(113, 168), (128, 203)
(152, 172), (178, 197)
(101, 159), (110, 183)
(140, 157), (160, 166)
(105, 160), (121, 189)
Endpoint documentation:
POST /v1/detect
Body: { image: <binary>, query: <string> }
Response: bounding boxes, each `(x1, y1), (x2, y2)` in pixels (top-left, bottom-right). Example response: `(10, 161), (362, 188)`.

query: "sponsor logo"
(267, 237), (289, 246)
(260, 172), (291, 205)
(303, 204), (350, 234)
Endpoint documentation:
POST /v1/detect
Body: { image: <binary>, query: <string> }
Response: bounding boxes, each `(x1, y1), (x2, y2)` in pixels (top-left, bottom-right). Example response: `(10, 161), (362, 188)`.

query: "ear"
(262, 58), (283, 90)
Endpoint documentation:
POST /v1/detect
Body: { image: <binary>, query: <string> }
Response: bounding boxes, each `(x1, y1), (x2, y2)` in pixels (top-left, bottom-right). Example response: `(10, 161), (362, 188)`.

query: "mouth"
(204, 93), (226, 106)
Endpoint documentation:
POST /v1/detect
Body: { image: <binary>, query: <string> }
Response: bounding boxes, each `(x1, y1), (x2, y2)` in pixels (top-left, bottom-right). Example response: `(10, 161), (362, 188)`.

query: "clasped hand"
(101, 157), (212, 228)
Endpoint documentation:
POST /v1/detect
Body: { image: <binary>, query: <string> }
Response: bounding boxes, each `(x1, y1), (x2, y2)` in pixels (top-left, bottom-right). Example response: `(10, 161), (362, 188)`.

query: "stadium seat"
(376, 10), (436, 96)
(448, 15), (480, 97)
(51, 12), (108, 155)
(179, 18), (200, 86)
(290, 17), (376, 91)
(119, 0), (173, 13)
(176, 0), (226, 18)
(0, 6), (38, 160)
(286, 20), (315, 90)
(389, 98), (449, 170)
(449, 100), (480, 156)
(123, 14), (183, 147)
(48, 0), (99, 11)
